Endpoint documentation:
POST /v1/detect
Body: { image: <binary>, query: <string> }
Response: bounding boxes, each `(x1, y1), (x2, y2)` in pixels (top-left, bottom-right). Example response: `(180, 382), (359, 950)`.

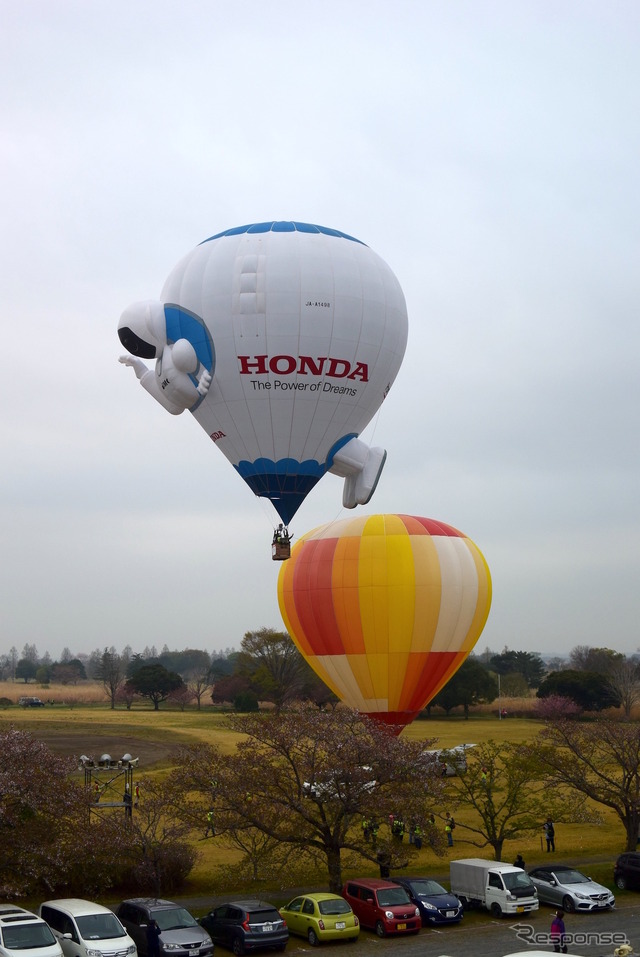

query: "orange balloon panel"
(277, 514), (492, 731)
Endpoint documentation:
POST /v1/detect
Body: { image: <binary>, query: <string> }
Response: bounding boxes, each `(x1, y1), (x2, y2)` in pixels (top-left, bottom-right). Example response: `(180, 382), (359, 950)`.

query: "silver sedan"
(528, 865), (615, 912)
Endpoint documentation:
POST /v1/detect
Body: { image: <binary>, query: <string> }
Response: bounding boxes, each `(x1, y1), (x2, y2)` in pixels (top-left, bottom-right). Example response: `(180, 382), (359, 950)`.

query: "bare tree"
(606, 658), (640, 718)
(238, 628), (308, 712)
(97, 648), (126, 710)
(174, 704), (446, 892)
(187, 669), (214, 711)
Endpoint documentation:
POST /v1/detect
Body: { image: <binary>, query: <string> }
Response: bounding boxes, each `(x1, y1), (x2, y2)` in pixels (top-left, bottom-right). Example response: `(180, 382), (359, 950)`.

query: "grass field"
(0, 681), (627, 903)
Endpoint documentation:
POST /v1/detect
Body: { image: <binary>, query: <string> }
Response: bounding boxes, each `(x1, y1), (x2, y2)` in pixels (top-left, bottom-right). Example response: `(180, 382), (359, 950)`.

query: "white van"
(0, 905), (63, 957)
(39, 902), (136, 957)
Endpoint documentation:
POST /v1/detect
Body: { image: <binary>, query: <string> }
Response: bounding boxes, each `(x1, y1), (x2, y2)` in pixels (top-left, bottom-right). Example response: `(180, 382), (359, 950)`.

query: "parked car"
(391, 877), (463, 926)
(18, 696), (45, 707)
(279, 893), (359, 945)
(528, 865), (615, 912)
(614, 852), (640, 890)
(198, 901), (287, 955)
(0, 905), (63, 957)
(116, 901), (212, 957)
(39, 901), (136, 957)
(341, 879), (420, 937)
(303, 767), (376, 800)
(422, 745), (475, 776)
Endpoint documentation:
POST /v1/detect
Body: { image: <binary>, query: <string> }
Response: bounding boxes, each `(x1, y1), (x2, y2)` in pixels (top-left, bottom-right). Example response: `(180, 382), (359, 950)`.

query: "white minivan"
(39, 902), (136, 957)
(0, 905), (63, 957)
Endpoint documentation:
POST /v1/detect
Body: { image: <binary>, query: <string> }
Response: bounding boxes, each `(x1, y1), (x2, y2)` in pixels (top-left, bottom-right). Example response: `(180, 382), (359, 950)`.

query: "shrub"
(234, 691), (259, 712)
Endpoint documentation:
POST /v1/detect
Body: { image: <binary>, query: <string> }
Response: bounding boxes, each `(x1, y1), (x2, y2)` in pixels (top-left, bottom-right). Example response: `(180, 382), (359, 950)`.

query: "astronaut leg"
(329, 437), (387, 509)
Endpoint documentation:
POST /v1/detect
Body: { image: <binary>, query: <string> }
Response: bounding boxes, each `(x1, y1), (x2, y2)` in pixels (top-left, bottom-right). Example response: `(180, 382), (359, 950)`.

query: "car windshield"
(1, 925), (57, 949)
(555, 870), (589, 885)
(318, 900), (350, 916)
(503, 872), (533, 891)
(154, 909), (198, 931)
(376, 888), (410, 906)
(76, 915), (125, 941)
(409, 880), (447, 897)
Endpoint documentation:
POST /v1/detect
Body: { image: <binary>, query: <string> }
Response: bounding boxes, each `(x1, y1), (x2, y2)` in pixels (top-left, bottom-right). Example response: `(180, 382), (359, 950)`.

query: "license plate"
(262, 924), (273, 932)
(397, 923), (406, 931)
(517, 906), (524, 913)
(335, 922), (346, 930)
(446, 911), (455, 917)
(189, 950), (199, 955)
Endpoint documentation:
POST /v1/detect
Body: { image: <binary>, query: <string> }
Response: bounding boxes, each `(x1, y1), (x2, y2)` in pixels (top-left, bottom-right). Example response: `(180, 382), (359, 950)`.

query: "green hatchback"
(279, 894), (359, 946)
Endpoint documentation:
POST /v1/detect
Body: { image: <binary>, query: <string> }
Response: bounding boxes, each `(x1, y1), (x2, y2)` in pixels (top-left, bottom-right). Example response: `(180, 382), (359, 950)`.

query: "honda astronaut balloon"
(118, 222), (408, 524)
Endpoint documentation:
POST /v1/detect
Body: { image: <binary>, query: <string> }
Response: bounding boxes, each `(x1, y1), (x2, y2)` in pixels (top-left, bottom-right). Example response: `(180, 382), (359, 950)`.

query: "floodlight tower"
(79, 752), (139, 820)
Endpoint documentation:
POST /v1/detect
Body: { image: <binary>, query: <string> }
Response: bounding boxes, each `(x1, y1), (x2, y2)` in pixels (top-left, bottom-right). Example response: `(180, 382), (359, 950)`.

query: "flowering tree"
(0, 728), (129, 896)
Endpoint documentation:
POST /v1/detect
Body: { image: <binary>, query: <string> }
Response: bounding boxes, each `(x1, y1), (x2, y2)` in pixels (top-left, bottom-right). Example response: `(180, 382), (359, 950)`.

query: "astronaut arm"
(119, 354), (185, 415)
(119, 355), (149, 380)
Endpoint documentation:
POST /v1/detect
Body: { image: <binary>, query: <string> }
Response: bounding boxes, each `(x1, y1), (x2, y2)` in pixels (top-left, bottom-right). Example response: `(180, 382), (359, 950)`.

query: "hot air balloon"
(277, 514), (492, 733)
(118, 222), (408, 531)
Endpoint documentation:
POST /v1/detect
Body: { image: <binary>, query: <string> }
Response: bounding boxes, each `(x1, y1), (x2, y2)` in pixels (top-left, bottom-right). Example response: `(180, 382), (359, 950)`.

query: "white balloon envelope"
(119, 221), (408, 523)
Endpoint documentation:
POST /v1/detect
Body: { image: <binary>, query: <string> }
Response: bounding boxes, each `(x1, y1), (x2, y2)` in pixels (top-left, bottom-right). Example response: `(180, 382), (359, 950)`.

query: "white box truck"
(449, 858), (539, 917)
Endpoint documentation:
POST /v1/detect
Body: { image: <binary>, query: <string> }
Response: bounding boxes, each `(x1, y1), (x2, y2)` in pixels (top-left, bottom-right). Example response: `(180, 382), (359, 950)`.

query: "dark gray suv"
(115, 901), (213, 957)
(198, 901), (288, 956)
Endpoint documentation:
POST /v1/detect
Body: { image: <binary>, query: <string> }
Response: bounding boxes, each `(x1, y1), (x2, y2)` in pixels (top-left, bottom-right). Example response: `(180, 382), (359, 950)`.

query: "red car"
(341, 879), (420, 937)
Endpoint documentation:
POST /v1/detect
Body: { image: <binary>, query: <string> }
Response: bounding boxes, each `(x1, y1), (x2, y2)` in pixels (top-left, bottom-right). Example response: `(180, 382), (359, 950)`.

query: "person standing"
(413, 823), (423, 850)
(550, 909), (567, 953)
(146, 920), (161, 957)
(513, 853), (526, 869)
(445, 817), (454, 847)
(204, 809), (215, 838)
(544, 817), (555, 852)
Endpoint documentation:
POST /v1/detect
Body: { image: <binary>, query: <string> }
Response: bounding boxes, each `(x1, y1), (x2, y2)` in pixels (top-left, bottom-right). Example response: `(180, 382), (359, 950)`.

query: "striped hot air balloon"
(277, 513), (492, 733)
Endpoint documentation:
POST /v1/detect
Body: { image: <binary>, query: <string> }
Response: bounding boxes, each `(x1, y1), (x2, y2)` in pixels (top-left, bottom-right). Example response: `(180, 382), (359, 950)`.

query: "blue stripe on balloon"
(200, 222), (365, 246)
(235, 457), (326, 524)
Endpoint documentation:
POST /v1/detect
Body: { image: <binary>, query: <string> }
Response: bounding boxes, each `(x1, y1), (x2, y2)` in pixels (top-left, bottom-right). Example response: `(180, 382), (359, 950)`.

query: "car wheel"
(232, 937), (245, 956)
(307, 929), (319, 946)
(562, 895), (576, 914)
(375, 921), (386, 938)
(490, 902), (502, 918)
(615, 875), (628, 890)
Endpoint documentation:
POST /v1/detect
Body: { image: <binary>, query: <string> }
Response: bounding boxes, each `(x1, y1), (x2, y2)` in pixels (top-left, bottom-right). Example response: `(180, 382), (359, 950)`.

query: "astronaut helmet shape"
(118, 300), (167, 358)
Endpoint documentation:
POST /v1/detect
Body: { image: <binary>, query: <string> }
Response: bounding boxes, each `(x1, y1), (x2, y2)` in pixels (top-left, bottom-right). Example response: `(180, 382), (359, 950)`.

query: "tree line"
(3, 636), (640, 717)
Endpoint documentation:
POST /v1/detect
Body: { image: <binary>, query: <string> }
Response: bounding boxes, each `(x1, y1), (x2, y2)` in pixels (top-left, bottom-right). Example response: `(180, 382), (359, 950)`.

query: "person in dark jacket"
(544, 817), (556, 851)
(146, 920), (162, 957)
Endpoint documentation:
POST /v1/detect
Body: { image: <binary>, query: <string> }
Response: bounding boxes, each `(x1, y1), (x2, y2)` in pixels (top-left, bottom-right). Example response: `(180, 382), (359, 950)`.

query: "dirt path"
(21, 729), (173, 768)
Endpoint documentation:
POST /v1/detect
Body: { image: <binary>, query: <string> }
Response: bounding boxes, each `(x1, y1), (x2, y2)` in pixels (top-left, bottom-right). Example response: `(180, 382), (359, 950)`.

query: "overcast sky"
(2, 1), (639, 665)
